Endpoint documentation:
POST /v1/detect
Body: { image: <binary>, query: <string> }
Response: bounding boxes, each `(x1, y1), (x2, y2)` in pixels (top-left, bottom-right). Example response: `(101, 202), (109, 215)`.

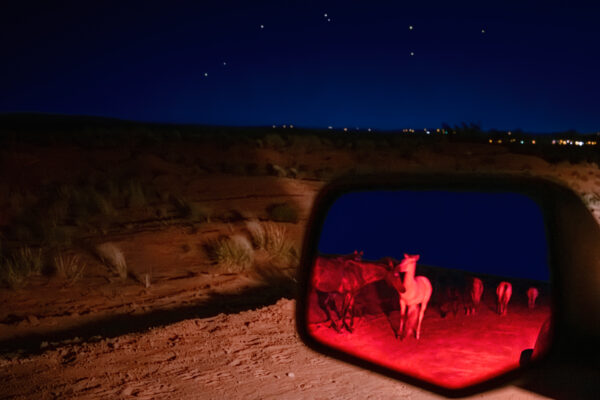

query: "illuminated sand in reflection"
(307, 289), (550, 389)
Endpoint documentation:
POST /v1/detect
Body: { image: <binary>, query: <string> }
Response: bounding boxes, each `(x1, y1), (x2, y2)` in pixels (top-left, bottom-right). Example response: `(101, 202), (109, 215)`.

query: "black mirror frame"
(295, 172), (600, 398)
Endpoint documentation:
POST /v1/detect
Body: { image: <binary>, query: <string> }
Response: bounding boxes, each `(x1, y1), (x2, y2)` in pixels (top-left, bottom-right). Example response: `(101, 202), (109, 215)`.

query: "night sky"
(318, 191), (550, 281)
(1, 1), (599, 133)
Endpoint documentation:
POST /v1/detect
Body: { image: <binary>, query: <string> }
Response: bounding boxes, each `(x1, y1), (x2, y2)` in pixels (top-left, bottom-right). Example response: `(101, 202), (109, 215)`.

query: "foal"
(387, 254), (432, 340)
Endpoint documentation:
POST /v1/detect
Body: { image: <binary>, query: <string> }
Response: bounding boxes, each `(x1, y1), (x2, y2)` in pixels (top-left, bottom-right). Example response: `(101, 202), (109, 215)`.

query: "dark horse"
(312, 252), (394, 333)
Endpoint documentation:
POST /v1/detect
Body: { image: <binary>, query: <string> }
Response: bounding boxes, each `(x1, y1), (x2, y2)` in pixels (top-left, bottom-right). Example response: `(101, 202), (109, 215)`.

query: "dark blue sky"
(1, 1), (599, 133)
(318, 191), (550, 281)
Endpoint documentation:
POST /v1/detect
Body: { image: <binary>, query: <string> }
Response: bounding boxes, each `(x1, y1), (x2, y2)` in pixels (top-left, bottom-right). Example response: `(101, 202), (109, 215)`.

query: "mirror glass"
(306, 190), (551, 389)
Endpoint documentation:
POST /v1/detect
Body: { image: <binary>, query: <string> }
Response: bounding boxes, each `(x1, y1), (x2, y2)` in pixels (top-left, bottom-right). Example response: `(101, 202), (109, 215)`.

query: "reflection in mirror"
(306, 191), (552, 389)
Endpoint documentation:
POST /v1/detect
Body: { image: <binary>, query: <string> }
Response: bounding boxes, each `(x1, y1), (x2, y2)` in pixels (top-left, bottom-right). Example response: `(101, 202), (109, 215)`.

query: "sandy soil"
(0, 298), (552, 400)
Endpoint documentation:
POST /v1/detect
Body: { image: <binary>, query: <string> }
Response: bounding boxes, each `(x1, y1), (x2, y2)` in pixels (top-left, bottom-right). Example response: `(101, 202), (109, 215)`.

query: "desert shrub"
(188, 202), (212, 222)
(262, 223), (298, 267)
(95, 242), (127, 279)
(209, 234), (254, 273)
(53, 254), (86, 283)
(263, 133), (286, 149)
(267, 202), (299, 223)
(267, 163), (287, 177)
(290, 134), (322, 153)
(13, 247), (44, 276)
(170, 196), (211, 222)
(0, 247), (44, 289)
(246, 220), (266, 249)
(0, 258), (27, 289)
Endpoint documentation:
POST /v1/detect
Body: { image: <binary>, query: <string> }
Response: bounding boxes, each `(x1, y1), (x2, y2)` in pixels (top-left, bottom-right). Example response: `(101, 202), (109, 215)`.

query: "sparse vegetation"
(171, 196), (212, 222)
(246, 220), (299, 268)
(267, 202), (299, 223)
(263, 133), (286, 149)
(53, 254), (86, 283)
(0, 246), (44, 289)
(267, 163), (287, 177)
(246, 220), (267, 249)
(0, 258), (27, 289)
(95, 242), (128, 280)
(209, 234), (254, 273)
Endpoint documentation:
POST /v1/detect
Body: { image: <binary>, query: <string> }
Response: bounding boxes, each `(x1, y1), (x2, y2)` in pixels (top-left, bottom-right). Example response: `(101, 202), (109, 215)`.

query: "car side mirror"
(295, 173), (600, 397)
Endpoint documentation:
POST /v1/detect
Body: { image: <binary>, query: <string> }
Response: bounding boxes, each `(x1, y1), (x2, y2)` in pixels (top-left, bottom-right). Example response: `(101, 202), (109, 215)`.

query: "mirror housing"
(295, 173), (600, 398)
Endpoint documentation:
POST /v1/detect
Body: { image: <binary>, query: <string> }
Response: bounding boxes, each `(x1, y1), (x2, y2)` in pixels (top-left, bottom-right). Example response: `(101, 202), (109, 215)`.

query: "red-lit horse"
(465, 277), (484, 315)
(496, 281), (512, 315)
(387, 254), (432, 340)
(527, 286), (539, 309)
(312, 251), (389, 333)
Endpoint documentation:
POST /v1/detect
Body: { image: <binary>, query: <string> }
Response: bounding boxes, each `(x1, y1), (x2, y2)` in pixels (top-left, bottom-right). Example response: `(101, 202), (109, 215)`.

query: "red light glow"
(307, 257), (550, 389)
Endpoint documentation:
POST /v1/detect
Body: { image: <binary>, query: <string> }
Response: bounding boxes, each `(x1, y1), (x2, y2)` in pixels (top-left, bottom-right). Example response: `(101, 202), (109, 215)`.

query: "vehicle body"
(296, 173), (600, 398)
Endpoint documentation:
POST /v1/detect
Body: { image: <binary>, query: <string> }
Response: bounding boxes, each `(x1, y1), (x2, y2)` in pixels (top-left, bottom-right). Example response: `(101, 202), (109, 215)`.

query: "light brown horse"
(312, 252), (390, 333)
(387, 254), (432, 340)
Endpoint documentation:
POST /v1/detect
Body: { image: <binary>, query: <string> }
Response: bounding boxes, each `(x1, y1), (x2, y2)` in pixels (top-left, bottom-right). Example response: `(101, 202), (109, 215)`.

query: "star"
(481, 29), (486, 33)
(410, 51), (414, 56)
(260, 24), (264, 29)
(223, 61), (227, 66)
(409, 25), (413, 30)
(204, 72), (208, 77)
(324, 13), (328, 18)
(327, 18), (331, 22)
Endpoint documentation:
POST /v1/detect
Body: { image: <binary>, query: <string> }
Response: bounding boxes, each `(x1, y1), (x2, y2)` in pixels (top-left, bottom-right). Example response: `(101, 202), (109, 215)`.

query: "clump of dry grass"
(246, 220), (266, 249)
(53, 254), (86, 283)
(95, 242), (128, 280)
(209, 234), (254, 273)
(14, 247), (44, 276)
(0, 246), (44, 289)
(0, 258), (27, 289)
(246, 220), (298, 268)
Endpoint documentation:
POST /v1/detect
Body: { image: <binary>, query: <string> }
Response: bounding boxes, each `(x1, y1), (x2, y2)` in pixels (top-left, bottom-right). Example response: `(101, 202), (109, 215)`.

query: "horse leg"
(416, 281), (432, 339)
(416, 302), (428, 339)
(337, 292), (349, 332)
(318, 291), (341, 332)
(344, 293), (354, 333)
(398, 300), (407, 340)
